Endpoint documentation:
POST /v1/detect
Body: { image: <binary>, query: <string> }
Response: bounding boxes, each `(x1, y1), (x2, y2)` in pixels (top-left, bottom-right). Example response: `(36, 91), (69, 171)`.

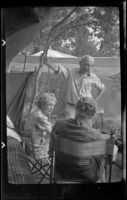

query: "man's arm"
(92, 73), (105, 101)
(45, 59), (69, 79)
(45, 60), (59, 73)
(95, 87), (105, 101)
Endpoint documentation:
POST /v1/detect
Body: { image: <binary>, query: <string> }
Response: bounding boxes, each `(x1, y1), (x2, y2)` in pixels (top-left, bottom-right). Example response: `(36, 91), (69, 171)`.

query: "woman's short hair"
(75, 97), (98, 120)
(36, 93), (57, 109)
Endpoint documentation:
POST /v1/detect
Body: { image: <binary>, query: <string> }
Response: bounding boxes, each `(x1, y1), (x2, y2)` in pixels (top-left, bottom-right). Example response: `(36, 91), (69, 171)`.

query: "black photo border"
(1, 1), (126, 199)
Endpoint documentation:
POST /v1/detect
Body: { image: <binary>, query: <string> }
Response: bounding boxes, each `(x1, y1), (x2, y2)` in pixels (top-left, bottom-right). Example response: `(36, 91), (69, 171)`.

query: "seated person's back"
(52, 97), (110, 182)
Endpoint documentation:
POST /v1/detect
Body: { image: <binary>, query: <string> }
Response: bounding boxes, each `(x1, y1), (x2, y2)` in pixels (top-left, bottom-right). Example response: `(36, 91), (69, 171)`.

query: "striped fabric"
(7, 136), (36, 184)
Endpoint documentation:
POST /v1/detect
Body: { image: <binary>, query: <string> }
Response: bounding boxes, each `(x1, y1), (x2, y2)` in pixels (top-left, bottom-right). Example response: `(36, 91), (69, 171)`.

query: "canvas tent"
(10, 49), (77, 72)
(7, 49), (121, 130)
(6, 50), (76, 129)
(6, 72), (33, 132)
(10, 49), (120, 75)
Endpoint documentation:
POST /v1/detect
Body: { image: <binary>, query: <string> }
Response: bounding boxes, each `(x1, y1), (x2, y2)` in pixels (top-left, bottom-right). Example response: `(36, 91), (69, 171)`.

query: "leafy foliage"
(21, 7), (120, 57)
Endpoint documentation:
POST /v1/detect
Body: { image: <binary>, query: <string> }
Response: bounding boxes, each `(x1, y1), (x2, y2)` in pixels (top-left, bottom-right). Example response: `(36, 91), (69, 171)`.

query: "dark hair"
(75, 97), (98, 120)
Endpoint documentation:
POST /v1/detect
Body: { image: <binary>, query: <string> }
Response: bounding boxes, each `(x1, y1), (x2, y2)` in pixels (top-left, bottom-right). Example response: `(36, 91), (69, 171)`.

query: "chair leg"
(101, 113), (103, 129)
(50, 153), (55, 184)
(31, 164), (45, 184)
(39, 164), (51, 184)
(29, 157), (51, 183)
(50, 162), (53, 184)
(109, 156), (113, 183)
(29, 159), (43, 174)
(102, 171), (106, 182)
(105, 157), (108, 182)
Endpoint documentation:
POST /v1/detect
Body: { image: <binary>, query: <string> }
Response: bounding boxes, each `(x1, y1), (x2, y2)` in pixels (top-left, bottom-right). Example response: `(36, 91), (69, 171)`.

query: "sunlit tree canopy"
(21, 7), (120, 57)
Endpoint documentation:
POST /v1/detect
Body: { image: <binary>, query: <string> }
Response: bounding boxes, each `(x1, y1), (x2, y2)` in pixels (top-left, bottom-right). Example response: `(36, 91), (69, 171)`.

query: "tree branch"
(51, 20), (97, 43)
(28, 7), (77, 115)
(51, 7), (77, 33)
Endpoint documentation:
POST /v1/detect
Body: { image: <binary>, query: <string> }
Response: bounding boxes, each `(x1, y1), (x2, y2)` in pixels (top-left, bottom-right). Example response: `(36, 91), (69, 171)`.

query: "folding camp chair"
(28, 156), (51, 184)
(22, 137), (51, 184)
(50, 132), (115, 184)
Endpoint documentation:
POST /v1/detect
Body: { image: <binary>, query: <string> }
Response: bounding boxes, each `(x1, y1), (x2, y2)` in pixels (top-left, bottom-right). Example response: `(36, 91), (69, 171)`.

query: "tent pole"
(23, 48), (28, 72)
(23, 54), (27, 72)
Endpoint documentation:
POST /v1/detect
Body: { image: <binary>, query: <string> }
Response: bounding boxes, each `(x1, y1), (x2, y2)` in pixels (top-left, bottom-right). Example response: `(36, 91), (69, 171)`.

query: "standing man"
(45, 55), (105, 119)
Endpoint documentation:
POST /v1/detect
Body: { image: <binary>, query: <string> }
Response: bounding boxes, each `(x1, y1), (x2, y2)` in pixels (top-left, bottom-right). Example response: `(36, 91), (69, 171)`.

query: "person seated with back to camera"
(50, 97), (118, 182)
(23, 93), (57, 162)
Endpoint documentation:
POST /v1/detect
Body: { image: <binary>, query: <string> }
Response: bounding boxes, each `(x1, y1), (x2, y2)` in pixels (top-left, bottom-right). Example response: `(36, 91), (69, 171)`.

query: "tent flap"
(6, 72), (33, 132)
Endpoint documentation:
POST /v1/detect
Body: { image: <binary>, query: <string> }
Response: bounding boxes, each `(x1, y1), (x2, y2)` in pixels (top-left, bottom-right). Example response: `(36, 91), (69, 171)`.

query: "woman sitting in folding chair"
(22, 93), (57, 163)
(50, 97), (117, 182)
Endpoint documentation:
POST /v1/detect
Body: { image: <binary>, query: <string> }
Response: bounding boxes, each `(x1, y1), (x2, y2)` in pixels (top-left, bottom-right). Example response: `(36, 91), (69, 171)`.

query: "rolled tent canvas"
(6, 72), (33, 129)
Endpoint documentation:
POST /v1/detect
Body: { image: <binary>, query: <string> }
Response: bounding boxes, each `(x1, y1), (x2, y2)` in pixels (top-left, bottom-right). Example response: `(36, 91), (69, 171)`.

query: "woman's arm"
(36, 122), (52, 133)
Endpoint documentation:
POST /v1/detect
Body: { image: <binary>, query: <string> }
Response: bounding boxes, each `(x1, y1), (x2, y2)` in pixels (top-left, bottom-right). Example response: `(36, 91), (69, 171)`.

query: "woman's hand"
(36, 122), (52, 133)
